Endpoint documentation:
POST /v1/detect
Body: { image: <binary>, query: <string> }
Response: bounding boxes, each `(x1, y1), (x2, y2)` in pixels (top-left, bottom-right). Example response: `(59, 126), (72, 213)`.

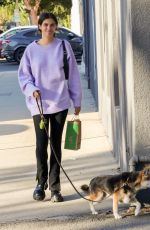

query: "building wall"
(82, 0), (150, 170)
(131, 0), (150, 162)
(117, 0), (134, 170)
(71, 0), (81, 35)
(94, 0), (114, 151)
(87, 0), (132, 170)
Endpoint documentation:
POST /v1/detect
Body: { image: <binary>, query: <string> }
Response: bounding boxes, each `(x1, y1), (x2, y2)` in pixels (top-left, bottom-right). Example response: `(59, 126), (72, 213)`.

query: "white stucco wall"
(71, 0), (81, 35)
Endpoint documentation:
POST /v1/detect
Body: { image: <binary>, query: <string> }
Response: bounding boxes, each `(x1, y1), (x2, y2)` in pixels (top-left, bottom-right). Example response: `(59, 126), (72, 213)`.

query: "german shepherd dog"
(81, 169), (150, 219)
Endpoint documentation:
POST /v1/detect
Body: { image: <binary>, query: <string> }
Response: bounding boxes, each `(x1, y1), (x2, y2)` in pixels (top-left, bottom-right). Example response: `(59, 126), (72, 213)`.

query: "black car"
(1, 27), (83, 64)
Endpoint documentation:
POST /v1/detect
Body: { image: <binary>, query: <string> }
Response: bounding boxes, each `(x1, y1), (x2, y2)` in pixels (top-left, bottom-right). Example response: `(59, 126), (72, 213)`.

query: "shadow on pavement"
(0, 124), (28, 135)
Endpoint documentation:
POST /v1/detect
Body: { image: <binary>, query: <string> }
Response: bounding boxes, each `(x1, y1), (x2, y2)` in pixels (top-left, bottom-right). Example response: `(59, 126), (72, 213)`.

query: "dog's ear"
(143, 164), (150, 170)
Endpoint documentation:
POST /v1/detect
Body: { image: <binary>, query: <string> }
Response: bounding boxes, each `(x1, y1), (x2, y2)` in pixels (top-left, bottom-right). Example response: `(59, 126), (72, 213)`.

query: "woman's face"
(39, 18), (57, 38)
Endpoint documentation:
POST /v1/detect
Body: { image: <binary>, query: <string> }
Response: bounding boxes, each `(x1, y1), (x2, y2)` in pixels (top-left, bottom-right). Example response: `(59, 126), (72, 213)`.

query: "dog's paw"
(92, 211), (98, 215)
(127, 206), (135, 214)
(114, 214), (122, 219)
(134, 210), (140, 216)
(134, 205), (141, 216)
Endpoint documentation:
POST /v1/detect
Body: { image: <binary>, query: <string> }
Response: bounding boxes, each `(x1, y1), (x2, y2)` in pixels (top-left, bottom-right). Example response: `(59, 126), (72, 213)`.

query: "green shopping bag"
(64, 118), (81, 150)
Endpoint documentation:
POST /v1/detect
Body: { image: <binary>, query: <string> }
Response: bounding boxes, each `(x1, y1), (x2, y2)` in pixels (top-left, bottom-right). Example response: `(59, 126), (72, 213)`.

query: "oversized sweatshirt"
(18, 38), (82, 116)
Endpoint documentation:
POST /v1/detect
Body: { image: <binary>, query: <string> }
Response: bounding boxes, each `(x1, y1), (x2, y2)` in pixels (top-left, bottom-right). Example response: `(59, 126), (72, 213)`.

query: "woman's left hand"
(74, 107), (81, 115)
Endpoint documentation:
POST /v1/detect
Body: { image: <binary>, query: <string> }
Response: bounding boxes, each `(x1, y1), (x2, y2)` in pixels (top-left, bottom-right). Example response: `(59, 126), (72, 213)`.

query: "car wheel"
(5, 57), (14, 63)
(15, 47), (25, 64)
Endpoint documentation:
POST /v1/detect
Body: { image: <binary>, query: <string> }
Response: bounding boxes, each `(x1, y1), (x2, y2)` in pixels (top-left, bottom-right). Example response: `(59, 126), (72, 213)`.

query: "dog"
(81, 169), (150, 219)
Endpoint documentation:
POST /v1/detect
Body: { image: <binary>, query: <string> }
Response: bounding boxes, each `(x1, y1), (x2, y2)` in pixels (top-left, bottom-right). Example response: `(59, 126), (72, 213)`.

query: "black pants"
(33, 109), (68, 193)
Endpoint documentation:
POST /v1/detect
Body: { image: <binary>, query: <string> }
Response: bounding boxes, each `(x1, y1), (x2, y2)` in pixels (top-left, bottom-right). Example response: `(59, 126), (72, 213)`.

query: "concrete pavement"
(0, 62), (120, 228)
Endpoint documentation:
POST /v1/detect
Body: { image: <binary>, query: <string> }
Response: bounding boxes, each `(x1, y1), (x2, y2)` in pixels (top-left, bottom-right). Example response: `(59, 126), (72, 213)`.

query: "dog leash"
(35, 96), (129, 203)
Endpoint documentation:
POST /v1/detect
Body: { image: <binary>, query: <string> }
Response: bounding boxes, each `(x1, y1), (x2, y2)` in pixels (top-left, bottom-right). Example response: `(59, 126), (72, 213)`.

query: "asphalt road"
(0, 59), (18, 72)
(1, 210), (150, 230)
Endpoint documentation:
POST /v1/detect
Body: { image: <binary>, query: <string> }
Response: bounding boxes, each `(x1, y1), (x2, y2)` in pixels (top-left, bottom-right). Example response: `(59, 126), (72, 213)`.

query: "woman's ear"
(38, 24), (42, 32)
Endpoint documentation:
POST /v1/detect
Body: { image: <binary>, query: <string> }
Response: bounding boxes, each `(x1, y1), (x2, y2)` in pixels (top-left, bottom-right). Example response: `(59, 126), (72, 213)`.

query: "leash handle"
(36, 95), (43, 117)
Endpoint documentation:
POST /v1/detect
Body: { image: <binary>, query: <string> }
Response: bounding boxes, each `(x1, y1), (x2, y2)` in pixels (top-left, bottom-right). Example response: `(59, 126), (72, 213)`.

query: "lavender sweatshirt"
(18, 38), (82, 116)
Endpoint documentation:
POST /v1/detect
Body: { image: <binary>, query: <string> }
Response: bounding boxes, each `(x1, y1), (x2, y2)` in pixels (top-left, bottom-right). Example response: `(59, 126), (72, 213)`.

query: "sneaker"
(51, 192), (64, 202)
(33, 182), (48, 201)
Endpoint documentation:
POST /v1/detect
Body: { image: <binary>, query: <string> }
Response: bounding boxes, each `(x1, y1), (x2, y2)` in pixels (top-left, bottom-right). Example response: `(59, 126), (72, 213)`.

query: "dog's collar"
(114, 177), (131, 192)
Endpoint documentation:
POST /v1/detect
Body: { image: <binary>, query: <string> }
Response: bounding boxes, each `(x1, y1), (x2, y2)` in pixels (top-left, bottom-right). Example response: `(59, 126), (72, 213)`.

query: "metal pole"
(15, 0), (20, 26)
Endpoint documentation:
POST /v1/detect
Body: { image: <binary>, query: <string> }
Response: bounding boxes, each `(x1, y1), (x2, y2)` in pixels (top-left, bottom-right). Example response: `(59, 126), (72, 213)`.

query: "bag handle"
(62, 40), (69, 80)
(71, 115), (80, 121)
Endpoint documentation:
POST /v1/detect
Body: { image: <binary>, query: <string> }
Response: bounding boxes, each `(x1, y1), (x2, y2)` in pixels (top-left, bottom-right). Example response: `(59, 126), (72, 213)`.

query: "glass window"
(24, 30), (40, 37)
(4, 30), (18, 39)
(55, 28), (75, 39)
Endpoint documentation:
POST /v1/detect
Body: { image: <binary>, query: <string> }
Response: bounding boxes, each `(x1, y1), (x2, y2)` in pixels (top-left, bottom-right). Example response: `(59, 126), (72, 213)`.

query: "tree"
(0, 0), (12, 5)
(0, 1), (15, 29)
(0, 0), (72, 28)
(24, 0), (40, 25)
(0, 0), (29, 28)
(24, 0), (72, 26)
(40, 0), (72, 27)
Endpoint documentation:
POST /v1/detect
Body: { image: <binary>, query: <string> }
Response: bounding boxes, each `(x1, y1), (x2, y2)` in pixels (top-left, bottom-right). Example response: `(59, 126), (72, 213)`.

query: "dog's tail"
(81, 184), (89, 194)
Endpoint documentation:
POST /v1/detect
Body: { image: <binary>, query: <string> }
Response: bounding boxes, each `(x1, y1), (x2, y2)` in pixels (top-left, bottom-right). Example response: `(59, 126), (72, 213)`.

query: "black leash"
(35, 96), (128, 203)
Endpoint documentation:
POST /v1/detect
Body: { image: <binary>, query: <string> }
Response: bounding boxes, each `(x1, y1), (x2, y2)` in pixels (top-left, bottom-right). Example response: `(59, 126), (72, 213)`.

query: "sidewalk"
(0, 63), (119, 225)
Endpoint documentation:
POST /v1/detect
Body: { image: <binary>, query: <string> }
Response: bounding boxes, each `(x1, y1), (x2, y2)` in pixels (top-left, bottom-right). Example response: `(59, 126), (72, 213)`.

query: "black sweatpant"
(33, 109), (68, 193)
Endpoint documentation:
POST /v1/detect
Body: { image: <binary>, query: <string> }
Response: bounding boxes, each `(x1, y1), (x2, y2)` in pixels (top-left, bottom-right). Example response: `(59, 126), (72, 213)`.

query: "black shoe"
(33, 182), (48, 201)
(51, 192), (64, 202)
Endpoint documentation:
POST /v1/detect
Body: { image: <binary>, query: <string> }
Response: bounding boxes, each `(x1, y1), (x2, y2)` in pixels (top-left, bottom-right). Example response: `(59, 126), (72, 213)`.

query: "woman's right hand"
(33, 90), (41, 98)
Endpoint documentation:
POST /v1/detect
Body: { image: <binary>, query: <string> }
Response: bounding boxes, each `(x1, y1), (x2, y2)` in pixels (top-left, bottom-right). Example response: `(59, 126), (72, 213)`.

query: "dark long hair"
(38, 12), (58, 32)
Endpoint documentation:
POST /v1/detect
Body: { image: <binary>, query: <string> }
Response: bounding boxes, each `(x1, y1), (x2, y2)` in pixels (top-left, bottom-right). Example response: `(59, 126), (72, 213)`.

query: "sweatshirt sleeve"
(65, 41), (82, 107)
(18, 47), (39, 97)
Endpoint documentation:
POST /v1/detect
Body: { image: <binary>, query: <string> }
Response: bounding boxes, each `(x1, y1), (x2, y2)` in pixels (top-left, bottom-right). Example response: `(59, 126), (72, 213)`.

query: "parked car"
(0, 25), (37, 58)
(1, 27), (83, 64)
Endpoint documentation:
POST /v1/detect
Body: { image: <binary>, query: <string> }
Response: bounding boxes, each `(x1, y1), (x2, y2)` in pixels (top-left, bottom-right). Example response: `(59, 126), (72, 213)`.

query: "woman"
(18, 12), (82, 202)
